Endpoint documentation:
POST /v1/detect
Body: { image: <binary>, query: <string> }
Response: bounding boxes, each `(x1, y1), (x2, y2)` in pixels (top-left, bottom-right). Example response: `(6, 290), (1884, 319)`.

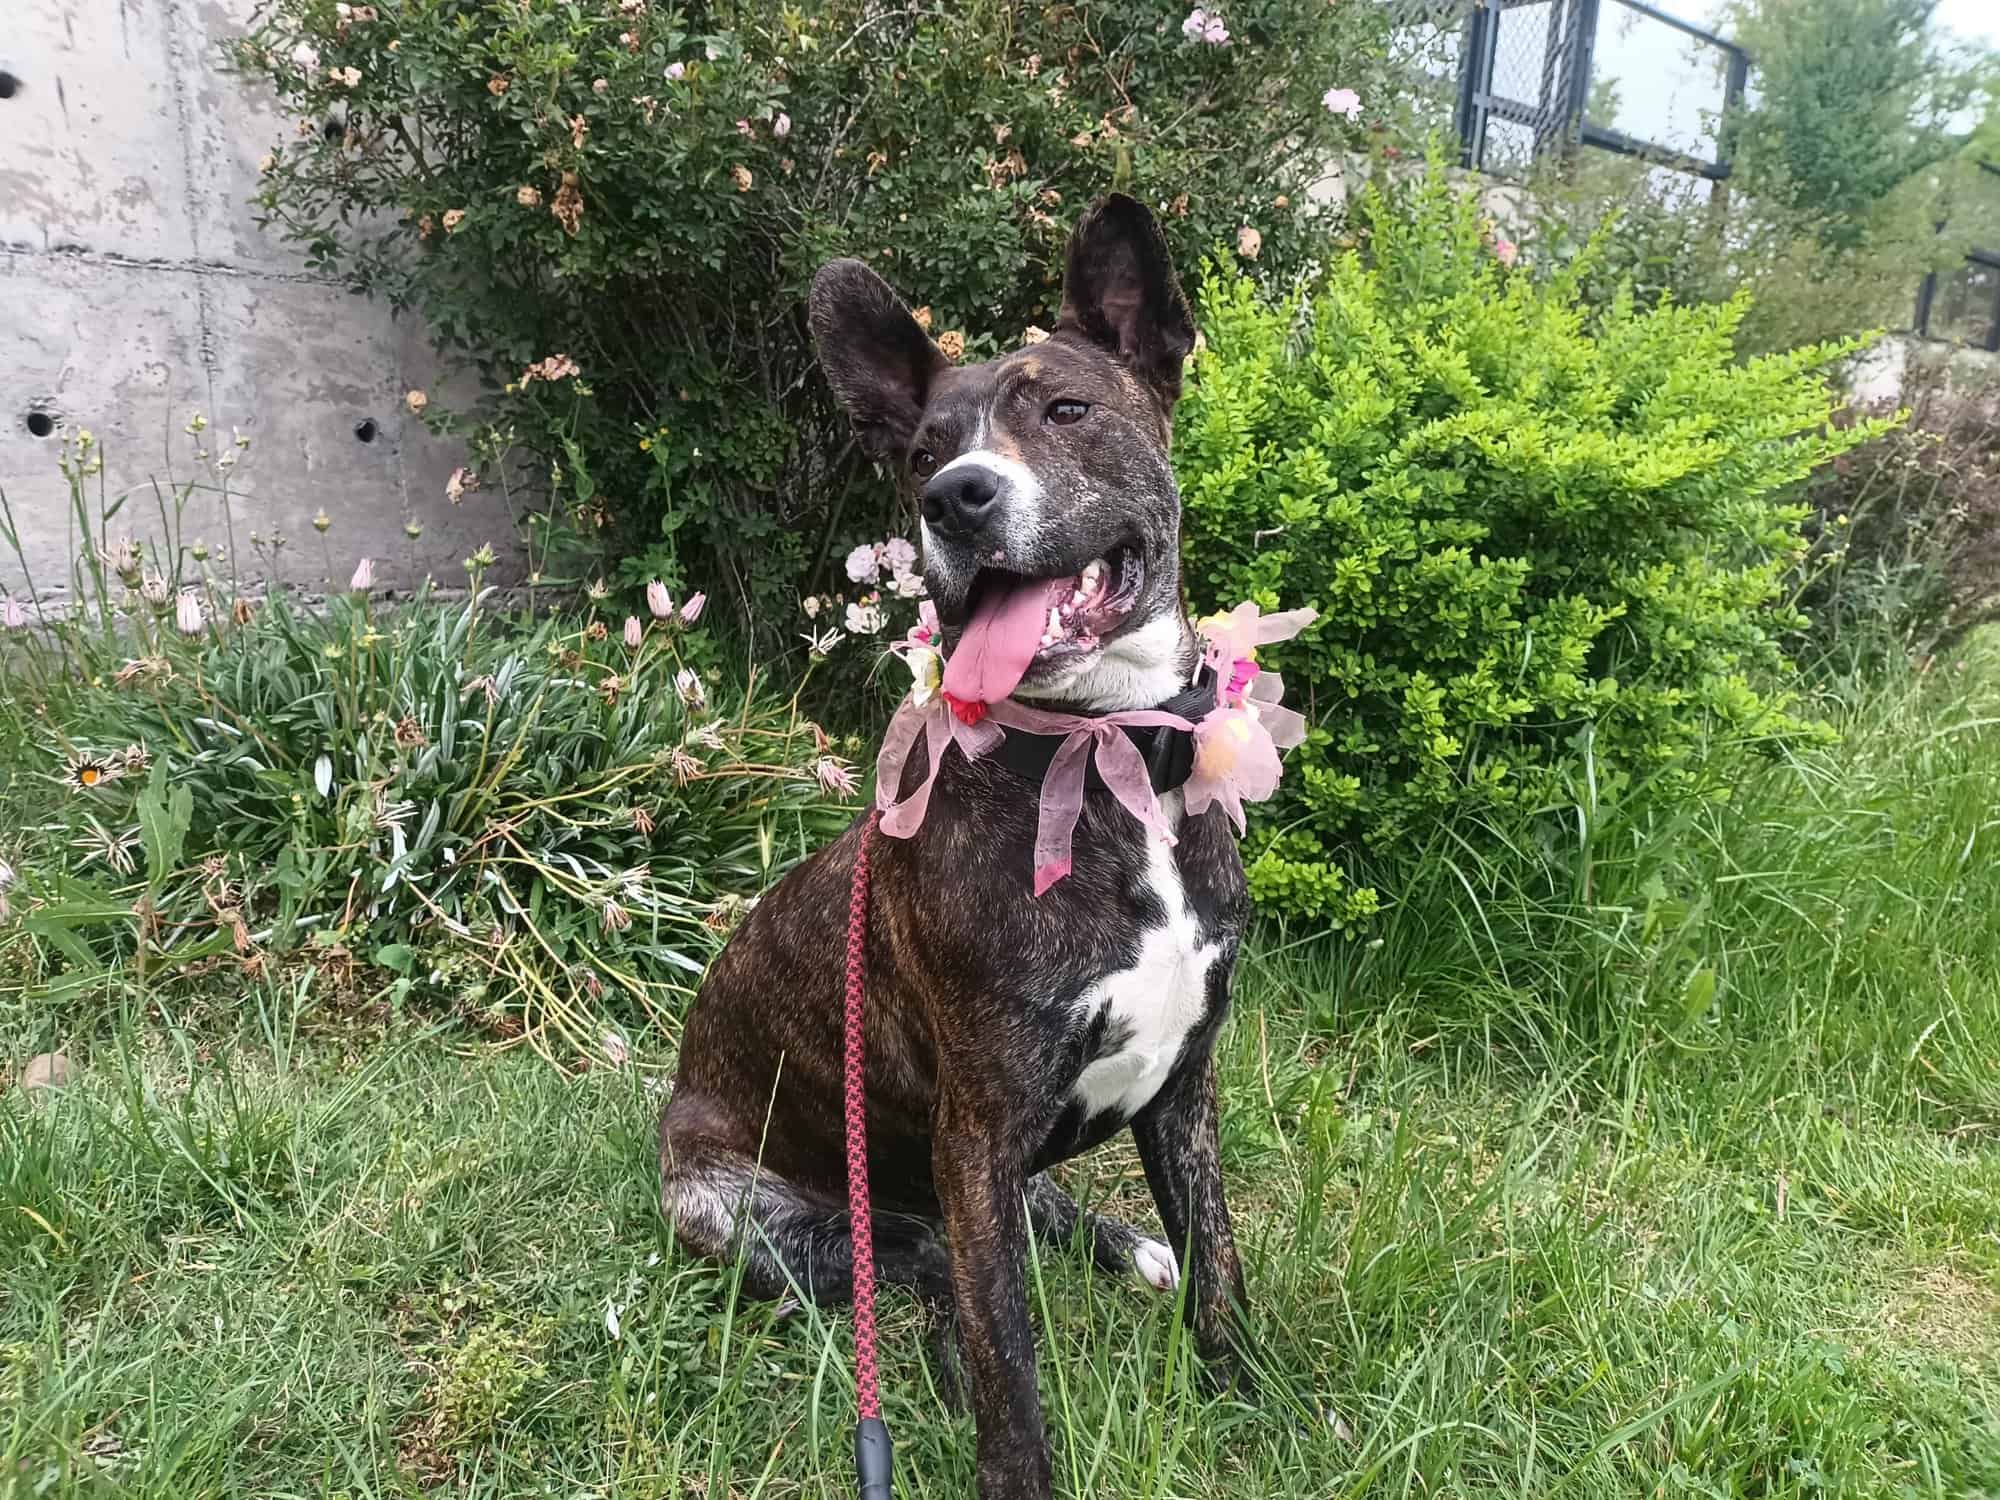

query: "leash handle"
(843, 812), (893, 1495)
(855, 1415), (894, 1500)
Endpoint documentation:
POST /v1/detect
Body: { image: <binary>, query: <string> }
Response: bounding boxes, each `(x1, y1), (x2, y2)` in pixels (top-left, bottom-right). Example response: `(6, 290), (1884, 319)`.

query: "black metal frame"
(1454, 0), (1748, 183)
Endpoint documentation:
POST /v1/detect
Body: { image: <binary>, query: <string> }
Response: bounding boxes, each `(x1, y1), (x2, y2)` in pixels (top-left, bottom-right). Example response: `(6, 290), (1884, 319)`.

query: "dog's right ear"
(809, 259), (947, 462)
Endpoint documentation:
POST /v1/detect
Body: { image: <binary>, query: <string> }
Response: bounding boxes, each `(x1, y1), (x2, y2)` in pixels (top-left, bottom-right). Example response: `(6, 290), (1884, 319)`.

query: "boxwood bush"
(1178, 165), (1888, 924)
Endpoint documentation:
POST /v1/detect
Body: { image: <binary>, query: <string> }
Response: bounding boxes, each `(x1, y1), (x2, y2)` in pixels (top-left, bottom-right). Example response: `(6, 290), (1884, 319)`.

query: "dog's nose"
(921, 465), (1002, 536)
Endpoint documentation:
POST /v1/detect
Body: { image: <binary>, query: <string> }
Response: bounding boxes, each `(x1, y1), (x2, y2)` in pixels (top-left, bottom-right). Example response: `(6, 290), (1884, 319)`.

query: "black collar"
(985, 667), (1216, 796)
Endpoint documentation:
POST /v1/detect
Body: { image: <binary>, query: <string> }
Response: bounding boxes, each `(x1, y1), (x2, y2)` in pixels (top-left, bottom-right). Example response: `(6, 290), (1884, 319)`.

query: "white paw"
(1132, 1239), (1181, 1293)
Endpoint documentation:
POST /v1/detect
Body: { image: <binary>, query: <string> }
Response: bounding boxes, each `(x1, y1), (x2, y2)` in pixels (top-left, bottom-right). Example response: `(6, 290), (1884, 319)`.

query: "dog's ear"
(1055, 194), (1196, 413)
(809, 259), (948, 462)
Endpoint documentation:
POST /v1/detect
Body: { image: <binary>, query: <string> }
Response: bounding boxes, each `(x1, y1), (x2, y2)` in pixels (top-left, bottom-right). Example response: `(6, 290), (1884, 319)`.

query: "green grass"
(5, 635), (2000, 1497)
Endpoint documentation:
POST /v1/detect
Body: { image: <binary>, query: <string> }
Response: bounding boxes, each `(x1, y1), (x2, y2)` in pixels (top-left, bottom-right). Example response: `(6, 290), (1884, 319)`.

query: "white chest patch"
(1069, 811), (1220, 1121)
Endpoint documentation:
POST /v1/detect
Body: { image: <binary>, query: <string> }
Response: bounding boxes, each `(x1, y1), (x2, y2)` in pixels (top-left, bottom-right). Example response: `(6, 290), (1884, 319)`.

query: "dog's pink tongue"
(941, 576), (1064, 705)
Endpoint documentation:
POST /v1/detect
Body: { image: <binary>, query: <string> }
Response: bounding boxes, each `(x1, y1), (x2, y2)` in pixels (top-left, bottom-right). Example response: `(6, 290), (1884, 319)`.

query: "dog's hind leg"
(663, 1132), (967, 1406)
(661, 1135), (953, 1306)
(1024, 1173), (1181, 1294)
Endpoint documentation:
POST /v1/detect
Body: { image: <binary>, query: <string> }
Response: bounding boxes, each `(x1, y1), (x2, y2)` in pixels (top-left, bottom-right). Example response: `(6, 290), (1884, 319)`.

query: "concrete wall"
(1, 0), (511, 605)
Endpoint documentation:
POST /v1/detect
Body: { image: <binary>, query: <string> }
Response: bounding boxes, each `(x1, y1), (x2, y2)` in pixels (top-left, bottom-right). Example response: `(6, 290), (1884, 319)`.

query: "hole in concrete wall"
(322, 116), (344, 141)
(26, 411), (55, 438)
(354, 418), (378, 443)
(0, 72), (21, 100)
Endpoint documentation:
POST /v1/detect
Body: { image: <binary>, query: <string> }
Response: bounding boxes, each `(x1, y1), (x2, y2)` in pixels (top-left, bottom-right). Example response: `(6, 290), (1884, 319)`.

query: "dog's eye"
(911, 448), (939, 478)
(1046, 400), (1090, 427)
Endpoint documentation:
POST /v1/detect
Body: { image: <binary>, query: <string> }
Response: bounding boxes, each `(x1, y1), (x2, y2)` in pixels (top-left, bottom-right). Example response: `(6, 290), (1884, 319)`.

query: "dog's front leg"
(933, 1094), (1050, 1500)
(1131, 1056), (1257, 1389)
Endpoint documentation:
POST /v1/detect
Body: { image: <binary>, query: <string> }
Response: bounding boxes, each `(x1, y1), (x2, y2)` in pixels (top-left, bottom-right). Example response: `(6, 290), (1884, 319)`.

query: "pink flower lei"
(874, 601), (1316, 893)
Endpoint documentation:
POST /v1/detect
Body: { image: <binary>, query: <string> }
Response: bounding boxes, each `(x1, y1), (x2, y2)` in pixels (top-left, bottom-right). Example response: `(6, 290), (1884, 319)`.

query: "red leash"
(843, 810), (894, 1497)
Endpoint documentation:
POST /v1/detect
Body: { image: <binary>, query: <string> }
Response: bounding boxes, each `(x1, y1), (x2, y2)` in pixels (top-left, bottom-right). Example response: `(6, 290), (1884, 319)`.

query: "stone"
(19, 1051), (73, 1093)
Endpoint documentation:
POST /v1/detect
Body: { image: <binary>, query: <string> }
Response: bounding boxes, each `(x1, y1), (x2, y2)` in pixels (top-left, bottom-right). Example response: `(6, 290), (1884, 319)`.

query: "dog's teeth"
(1071, 589), (1088, 606)
(1038, 632), (1055, 648)
(1048, 609), (1063, 636)
(1081, 559), (1104, 587)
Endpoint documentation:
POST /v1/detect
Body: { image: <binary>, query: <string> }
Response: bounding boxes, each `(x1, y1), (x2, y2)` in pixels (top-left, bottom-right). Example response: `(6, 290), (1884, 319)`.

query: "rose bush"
(237, 0), (1407, 652)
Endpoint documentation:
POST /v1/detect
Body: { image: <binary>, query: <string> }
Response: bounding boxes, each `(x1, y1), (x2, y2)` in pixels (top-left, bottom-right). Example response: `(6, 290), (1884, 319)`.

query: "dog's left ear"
(1056, 193), (1197, 414)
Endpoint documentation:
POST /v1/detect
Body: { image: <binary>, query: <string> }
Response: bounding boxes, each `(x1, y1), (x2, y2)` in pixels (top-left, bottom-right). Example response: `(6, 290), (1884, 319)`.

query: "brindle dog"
(661, 194), (1262, 1500)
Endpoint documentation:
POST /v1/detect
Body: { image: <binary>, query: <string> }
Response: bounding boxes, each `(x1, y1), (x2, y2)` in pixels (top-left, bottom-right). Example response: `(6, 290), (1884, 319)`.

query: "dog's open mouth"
(939, 544), (1142, 704)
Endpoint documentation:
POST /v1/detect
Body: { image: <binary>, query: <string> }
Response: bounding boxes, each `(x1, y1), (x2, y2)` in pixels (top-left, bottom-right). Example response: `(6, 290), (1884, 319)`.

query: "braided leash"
(843, 810), (893, 1497)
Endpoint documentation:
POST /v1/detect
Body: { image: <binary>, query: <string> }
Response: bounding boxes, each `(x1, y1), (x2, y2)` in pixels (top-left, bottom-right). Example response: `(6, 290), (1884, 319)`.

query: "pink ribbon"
(873, 695), (1198, 896)
(987, 700), (1198, 895)
(874, 693), (1003, 839)
(873, 601), (1317, 896)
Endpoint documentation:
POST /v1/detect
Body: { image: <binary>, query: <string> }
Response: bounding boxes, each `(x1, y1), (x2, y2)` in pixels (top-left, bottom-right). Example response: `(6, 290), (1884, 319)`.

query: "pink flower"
(664, 61), (685, 81)
(1184, 707), (1281, 835)
(736, 118), (753, 136)
(1181, 7), (1208, 39)
(815, 756), (858, 798)
(623, 615), (643, 649)
(1203, 18), (1229, 44)
(1, 597), (25, 630)
(1195, 601), (1317, 691)
(844, 542), (882, 584)
(1237, 225), (1262, 260)
(350, 558), (375, 592)
(1322, 87), (1362, 120)
(646, 580), (673, 618)
(1494, 237), (1519, 267)
(174, 589), (205, 637)
(773, 112), (792, 139)
(913, 599), (940, 643)
(883, 536), (918, 572)
(678, 591), (706, 624)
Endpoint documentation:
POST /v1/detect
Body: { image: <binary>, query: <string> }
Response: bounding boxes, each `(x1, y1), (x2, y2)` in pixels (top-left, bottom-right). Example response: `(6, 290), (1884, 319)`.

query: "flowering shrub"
(234, 0), (1404, 643)
(0, 443), (854, 1054)
(1177, 164), (1889, 924)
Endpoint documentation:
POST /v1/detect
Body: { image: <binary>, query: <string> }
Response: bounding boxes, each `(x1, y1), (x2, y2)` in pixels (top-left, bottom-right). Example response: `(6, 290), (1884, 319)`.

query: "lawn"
(5, 636), (2000, 1498)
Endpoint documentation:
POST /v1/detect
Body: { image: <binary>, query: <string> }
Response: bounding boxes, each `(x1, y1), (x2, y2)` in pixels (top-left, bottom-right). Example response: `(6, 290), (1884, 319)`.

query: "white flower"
(1203, 18), (1229, 45)
(674, 668), (707, 710)
(1181, 7), (1208, 40)
(623, 615), (643, 649)
(646, 580), (674, 619)
(905, 645), (942, 706)
(314, 753), (333, 798)
(844, 542), (883, 584)
(350, 557), (375, 592)
(174, 589), (205, 636)
(800, 626), (844, 656)
(603, 1029), (630, 1067)
(1, 597), (26, 630)
(290, 41), (321, 71)
(887, 568), (926, 599)
(679, 591), (707, 624)
(802, 594), (823, 619)
(773, 111), (792, 139)
(664, 61), (686, 81)
(844, 597), (884, 635)
(883, 536), (918, 572)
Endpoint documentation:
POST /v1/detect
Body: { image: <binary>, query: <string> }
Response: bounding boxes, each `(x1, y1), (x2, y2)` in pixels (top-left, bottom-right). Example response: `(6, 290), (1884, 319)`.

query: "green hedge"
(1177, 166), (1887, 924)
